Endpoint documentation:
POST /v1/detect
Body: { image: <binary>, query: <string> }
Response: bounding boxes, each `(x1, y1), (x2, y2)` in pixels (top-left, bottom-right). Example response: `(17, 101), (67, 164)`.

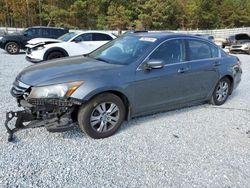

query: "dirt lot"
(0, 49), (249, 187)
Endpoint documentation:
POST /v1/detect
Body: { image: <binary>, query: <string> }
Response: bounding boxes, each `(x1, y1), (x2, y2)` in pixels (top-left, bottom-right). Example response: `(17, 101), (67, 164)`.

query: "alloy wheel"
(216, 80), (229, 102)
(7, 44), (18, 54)
(90, 102), (120, 133)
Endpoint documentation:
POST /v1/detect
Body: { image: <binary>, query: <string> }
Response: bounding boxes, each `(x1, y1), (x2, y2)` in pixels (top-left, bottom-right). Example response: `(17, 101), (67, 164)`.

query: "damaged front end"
(5, 80), (82, 142)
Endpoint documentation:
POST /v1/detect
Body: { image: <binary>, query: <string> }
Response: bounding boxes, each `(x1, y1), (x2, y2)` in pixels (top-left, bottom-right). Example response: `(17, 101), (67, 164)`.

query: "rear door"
(183, 39), (220, 100)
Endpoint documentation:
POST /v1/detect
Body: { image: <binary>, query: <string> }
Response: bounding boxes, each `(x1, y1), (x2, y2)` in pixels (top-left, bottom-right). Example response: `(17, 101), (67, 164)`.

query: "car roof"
(30, 26), (68, 30)
(70, 30), (115, 36)
(132, 32), (206, 40)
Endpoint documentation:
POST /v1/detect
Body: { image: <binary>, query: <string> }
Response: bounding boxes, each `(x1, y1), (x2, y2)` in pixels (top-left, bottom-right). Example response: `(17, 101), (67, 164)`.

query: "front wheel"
(46, 51), (65, 60)
(78, 93), (126, 139)
(5, 42), (20, 54)
(210, 77), (231, 105)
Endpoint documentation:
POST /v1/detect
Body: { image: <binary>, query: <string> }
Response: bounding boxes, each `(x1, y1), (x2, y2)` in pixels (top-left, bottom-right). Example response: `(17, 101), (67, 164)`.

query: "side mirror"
(74, 38), (82, 43)
(145, 60), (164, 70)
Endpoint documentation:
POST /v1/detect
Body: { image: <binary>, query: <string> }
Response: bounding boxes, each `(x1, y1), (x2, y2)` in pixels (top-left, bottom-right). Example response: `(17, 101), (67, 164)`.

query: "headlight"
(28, 81), (83, 98)
(0, 37), (3, 40)
(34, 45), (45, 51)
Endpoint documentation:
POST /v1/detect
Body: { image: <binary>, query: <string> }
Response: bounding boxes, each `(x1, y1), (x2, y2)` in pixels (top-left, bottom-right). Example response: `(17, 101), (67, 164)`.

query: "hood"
(27, 38), (62, 47)
(17, 56), (123, 86)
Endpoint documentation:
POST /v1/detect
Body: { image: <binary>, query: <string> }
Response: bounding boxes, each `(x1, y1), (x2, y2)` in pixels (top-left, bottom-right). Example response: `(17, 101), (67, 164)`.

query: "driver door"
(133, 39), (191, 115)
(22, 28), (40, 46)
(70, 33), (95, 55)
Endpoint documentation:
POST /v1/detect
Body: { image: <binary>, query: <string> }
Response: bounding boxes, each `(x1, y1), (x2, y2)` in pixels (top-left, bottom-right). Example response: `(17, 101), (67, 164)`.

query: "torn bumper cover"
(5, 98), (79, 142)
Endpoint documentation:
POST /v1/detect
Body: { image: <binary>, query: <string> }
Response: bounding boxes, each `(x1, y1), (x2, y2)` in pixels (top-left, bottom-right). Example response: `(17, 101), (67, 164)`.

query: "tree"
(0, 0), (250, 30)
(107, 3), (131, 34)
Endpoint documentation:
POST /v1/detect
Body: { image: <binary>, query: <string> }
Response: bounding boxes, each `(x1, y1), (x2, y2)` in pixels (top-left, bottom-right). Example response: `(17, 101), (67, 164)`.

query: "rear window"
(188, 39), (219, 60)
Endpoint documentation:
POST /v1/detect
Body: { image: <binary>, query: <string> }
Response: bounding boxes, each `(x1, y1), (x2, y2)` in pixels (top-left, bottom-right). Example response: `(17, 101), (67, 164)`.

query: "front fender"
(43, 47), (69, 60)
(71, 84), (132, 102)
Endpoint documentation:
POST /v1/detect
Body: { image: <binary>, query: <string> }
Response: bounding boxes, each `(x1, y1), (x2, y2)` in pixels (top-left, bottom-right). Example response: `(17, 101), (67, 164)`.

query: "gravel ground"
(0, 49), (250, 188)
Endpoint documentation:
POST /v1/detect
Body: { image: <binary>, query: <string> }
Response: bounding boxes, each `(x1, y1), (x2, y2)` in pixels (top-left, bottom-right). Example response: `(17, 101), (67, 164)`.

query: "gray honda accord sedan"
(6, 33), (242, 141)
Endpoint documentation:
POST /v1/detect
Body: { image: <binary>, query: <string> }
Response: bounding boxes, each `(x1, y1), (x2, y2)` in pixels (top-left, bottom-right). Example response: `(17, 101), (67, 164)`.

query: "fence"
(1, 27), (250, 38)
(171, 27), (250, 38)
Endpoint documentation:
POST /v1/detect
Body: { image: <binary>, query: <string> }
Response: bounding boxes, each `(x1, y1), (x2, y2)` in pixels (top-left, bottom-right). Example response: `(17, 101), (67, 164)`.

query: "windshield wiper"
(95, 57), (109, 63)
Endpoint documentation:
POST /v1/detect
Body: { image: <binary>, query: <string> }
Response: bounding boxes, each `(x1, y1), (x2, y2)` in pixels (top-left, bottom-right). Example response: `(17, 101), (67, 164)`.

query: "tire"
(78, 93), (126, 139)
(46, 51), (65, 60)
(210, 77), (231, 106)
(5, 42), (20, 54)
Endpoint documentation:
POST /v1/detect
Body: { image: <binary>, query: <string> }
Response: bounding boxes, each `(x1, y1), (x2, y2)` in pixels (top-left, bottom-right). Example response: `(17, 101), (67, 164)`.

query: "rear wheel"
(78, 93), (126, 139)
(210, 77), (231, 105)
(5, 42), (20, 54)
(46, 51), (65, 60)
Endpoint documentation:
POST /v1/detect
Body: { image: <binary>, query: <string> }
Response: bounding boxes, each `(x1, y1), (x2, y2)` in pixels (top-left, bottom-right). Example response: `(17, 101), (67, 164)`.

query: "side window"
(53, 29), (64, 37)
(93, 33), (113, 41)
(188, 40), (213, 60)
(49, 29), (56, 36)
(41, 28), (50, 37)
(74, 33), (92, 42)
(26, 28), (39, 37)
(149, 39), (185, 65)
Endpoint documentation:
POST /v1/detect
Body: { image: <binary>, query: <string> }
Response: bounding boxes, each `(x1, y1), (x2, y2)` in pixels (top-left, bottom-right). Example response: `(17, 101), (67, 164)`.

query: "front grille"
(231, 45), (242, 48)
(11, 80), (30, 98)
(27, 98), (73, 107)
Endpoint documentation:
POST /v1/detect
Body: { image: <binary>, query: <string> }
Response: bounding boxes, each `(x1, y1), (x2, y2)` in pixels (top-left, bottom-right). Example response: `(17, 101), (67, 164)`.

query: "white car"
(25, 31), (117, 63)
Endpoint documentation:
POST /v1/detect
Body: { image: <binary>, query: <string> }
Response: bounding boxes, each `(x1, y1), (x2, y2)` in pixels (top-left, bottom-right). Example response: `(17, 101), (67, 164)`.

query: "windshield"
(235, 34), (250, 41)
(58, 32), (77, 41)
(88, 36), (157, 65)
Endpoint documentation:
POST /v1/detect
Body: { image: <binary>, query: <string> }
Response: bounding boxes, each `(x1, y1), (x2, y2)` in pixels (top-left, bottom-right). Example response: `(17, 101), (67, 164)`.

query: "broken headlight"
(28, 81), (83, 98)
(34, 45), (45, 51)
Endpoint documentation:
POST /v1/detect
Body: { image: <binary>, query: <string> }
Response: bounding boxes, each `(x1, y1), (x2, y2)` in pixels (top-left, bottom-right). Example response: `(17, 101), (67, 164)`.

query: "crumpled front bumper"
(5, 98), (80, 142)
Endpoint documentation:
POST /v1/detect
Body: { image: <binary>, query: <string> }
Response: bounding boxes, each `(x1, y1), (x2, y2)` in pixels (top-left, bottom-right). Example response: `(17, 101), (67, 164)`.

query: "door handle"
(178, 67), (189, 73)
(213, 61), (221, 66)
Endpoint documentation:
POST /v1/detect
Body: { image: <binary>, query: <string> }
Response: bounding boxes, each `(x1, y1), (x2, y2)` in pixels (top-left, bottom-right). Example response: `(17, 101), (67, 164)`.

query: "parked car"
(25, 31), (117, 63)
(222, 33), (250, 48)
(226, 33), (250, 54)
(0, 26), (68, 54)
(6, 33), (242, 141)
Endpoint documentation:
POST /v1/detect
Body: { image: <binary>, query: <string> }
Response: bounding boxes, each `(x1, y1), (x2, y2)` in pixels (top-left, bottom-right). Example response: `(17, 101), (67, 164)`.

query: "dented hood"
(26, 38), (62, 48)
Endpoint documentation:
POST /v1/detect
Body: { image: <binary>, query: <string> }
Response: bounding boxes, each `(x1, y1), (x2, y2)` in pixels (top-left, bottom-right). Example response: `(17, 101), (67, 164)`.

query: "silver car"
(6, 33), (242, 141)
